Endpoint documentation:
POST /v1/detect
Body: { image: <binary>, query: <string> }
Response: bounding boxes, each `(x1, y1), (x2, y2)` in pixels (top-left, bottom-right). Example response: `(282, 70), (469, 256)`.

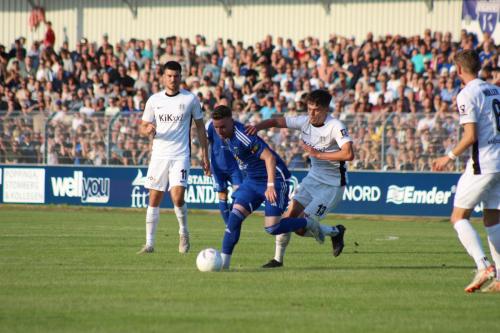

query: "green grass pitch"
(0, 206), (499, 333)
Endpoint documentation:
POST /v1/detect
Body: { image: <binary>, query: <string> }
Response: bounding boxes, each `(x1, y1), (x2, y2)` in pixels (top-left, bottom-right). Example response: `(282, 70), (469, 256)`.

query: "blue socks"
(222, 209), (245, 255)
(265, 217), (307, 235)
(218, 199), (230, 225)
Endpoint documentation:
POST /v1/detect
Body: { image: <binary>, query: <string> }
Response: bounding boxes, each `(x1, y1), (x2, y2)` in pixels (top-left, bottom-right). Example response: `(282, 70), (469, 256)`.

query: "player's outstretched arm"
(194, 118), (211, 176)
(259, 148), (277, 204)
(245, 117), (287, 135)
(139, 120), (156, 137)
(301, 141), (354, 162)
(432, 123), (477, 171)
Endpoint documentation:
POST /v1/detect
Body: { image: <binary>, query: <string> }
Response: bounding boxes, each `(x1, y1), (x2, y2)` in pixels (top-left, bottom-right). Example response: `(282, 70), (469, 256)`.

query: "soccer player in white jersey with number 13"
(246, 89), (354, 268)
(433, 50), (500, 293)
(138, 61), (210, 255)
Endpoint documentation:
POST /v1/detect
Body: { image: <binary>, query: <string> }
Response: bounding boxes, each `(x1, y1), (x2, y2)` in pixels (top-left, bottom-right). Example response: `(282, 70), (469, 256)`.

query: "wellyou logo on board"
(51, 171), (110, 203)
(386, 185), (454, 205)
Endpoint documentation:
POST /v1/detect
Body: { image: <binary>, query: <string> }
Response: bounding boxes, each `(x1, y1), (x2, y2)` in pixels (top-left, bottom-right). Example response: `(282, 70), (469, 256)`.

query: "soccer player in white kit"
(138, 61), (210, 254)
(433, 50), (500, 293)
(246, 89), (354, 268)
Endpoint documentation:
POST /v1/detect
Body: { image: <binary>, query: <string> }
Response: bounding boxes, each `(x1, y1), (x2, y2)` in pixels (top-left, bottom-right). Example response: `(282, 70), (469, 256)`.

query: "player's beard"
(166, 82), (179, 93)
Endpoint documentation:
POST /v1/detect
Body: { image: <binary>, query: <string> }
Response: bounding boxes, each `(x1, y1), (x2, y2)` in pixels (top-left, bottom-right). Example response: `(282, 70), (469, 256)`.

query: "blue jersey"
(207, 121), (239, 173)
(225, 121), (290, 182)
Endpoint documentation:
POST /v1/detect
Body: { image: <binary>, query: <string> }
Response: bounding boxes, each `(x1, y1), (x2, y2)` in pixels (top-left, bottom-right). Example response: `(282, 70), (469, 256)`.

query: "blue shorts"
(212, 167), (244, 192)
(232, 178), (289, 216)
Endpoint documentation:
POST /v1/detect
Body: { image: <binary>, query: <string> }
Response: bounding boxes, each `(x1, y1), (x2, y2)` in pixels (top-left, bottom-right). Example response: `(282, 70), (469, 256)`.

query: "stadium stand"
(0, 30), (498, 171)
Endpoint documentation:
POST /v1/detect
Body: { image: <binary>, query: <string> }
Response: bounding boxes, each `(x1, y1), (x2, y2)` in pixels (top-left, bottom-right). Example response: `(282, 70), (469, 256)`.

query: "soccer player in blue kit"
(206, 118), (244, 225)
(210, 105), (324, 269)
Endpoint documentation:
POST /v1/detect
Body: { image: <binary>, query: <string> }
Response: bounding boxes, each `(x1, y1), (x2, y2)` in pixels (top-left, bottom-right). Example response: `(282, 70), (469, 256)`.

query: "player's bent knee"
(226, 208), (245, 233)
(232, 203), (250, 217)
(450, 207), (472, 224)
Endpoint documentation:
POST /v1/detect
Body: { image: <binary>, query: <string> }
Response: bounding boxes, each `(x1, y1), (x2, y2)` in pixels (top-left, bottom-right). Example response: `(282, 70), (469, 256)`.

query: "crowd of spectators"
(0, 28), (498, 171)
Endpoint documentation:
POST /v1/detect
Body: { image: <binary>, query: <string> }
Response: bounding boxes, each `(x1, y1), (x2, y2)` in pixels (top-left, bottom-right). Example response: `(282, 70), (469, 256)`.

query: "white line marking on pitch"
(375, 236), (399, 241)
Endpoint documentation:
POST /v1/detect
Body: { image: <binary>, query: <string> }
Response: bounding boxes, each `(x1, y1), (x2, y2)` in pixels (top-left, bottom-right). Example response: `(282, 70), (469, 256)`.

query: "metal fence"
(0, 109), (466, 172)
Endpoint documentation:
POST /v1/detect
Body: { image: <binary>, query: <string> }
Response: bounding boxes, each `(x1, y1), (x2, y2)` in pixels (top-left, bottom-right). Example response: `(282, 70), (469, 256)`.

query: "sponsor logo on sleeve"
(458, 104), (468, 116)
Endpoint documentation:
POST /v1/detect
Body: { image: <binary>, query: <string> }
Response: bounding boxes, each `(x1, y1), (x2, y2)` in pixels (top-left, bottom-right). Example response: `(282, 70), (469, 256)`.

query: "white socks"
(221, 253), (231, 269)
(174, 204), (188, 236)
(453, 219), (490, 270)
(145, 206), (160, 247)
(486, 223), (500, 280)
(145, 204), (188, 247)
(274, 233), (291, 263)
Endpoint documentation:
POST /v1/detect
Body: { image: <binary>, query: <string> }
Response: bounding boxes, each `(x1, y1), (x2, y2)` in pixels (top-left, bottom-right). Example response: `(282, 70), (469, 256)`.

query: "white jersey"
(457, 79), (500, 174)
(142, 89), (203, 160)
(286, 115), (353, 186)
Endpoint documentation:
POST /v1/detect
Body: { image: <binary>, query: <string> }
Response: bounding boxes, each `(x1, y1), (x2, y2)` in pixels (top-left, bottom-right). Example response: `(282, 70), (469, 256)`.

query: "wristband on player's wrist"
(447, 151), (457, 160)
(267, 183), (274, 187)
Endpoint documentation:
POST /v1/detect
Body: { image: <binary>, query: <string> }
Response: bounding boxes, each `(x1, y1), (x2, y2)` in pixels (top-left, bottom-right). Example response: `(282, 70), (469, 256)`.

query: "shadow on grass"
(229, 264), (472, 273)
(291, 250), (465, 255)
(347, 251), (465, 255)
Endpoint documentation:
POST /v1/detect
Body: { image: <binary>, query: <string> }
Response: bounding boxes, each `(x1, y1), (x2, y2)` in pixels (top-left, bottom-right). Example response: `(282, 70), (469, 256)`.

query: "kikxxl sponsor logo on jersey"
(386, 185), (453, 205)
(51, 171), (110, 203)
(158, 113), (184, 122)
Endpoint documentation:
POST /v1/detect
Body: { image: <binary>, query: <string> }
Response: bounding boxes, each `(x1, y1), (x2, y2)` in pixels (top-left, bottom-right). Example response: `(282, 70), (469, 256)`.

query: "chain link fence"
(0, 110), (466, 172)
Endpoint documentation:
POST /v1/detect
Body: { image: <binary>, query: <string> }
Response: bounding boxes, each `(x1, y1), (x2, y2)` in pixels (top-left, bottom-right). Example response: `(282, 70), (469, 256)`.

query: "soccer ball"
(196, 248), (223, 272)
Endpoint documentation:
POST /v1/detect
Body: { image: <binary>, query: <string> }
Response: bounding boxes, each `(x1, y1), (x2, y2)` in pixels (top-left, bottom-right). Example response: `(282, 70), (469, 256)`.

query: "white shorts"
(144, 158), (190, 192)
(454, 171), (500, 210)
(292, 175), (344, 222)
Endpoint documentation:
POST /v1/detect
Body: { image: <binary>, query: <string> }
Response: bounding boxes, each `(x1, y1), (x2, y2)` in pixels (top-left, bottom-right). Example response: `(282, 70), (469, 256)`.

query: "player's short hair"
(212, 105), (232, 120)
(162, 61), (182, 73)
(454, 50), (481, 75)
(307, 89), (332, 108)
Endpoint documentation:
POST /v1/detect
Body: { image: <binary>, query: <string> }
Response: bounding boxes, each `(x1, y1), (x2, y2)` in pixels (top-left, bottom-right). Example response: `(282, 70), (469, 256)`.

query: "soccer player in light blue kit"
(210, 105), (324, 269)
(206, 119), (244, 225)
